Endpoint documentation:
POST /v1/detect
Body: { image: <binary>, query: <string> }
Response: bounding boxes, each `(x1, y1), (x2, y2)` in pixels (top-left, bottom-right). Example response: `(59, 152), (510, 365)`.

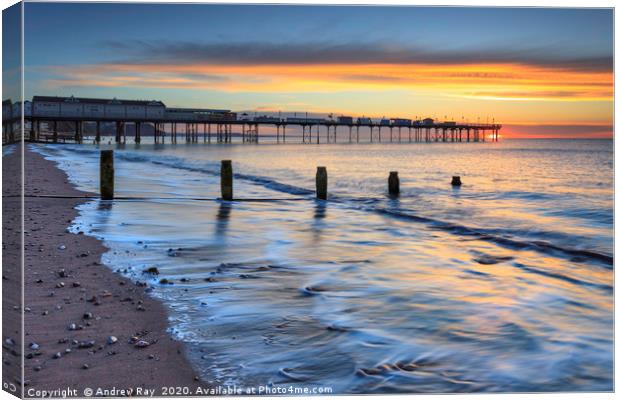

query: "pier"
(2, 96), (502, 144)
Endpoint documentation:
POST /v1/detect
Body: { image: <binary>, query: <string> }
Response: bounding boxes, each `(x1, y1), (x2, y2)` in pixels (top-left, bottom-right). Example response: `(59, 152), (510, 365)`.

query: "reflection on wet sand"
(215, 201), (232, 238)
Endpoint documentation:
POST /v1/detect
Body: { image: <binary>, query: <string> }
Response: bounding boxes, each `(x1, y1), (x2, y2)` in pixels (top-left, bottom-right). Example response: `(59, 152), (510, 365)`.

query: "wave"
(372, 207), (612, 267)
(36, 145), (613, 267)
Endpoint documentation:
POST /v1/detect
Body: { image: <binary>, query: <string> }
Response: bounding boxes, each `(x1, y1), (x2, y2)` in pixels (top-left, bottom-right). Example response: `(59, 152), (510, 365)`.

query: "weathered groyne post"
(221, 160), (233, 200)
(451, 176), (462, 186)
(100, 150), (114, 200)
(388, 171), (400, 196)
(316, 167), (328, 200)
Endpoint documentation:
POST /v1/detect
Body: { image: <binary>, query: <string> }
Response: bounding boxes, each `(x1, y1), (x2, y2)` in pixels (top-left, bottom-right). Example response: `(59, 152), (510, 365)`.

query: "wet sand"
(6, 146), (204, 396)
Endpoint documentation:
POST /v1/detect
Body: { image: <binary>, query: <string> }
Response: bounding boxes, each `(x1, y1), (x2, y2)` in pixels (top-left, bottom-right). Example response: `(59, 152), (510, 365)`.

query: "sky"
(11, 3), (615, 138)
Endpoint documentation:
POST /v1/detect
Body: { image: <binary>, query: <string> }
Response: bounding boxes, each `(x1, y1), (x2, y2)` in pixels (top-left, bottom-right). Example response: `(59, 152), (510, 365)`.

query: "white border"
(0, 1), (615, 400)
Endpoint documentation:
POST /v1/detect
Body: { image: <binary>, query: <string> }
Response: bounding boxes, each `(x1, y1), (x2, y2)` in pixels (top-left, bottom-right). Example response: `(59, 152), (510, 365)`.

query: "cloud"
(38, 60), (612, 104)
(101, 39), (613, 73)
(455, 89), (613, 102)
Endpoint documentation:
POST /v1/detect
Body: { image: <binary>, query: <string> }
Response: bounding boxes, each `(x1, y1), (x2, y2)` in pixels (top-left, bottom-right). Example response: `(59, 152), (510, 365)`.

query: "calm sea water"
(31, 139), (613, 393)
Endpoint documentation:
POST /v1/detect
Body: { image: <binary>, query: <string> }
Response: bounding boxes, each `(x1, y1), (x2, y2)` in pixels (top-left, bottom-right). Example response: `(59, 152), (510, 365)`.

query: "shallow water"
(32, 139), (613, 393)
(3, 144), (16, 157)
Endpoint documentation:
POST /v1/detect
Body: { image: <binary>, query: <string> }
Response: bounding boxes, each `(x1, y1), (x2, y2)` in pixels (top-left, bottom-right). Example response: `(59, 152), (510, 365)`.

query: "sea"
(28, 138), (613, 393)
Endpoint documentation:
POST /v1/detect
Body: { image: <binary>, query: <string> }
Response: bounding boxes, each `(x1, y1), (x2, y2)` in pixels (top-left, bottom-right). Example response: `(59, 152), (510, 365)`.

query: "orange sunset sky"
(11, 4), (614, 138)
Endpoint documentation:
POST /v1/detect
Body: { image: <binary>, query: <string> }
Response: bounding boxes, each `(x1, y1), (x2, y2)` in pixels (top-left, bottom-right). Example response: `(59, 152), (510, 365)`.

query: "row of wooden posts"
(99, 150), (462, 201)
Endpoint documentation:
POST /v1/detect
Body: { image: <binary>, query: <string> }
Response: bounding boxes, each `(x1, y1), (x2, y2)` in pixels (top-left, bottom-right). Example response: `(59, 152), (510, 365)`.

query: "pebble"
(72, 282), (81, 287)
(4, 338), (15, 346)
(67, 323), (78, 331)
(134, 340), (150, 348)
(56, 282), (65, 288)
(83, 312), (93, 320)
(82, 364), (89, 370)
(29, 343), (40, 350)
(143, 267), (159, 275)
(58, 245), (66, 250)
(107, 336), (118, 345)
(58, 269), (67, 278)
(78, 340), (95, 349)
(53, 352), (62, 359)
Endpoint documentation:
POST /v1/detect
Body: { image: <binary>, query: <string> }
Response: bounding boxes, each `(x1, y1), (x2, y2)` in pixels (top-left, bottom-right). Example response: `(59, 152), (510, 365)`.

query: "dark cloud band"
(102, 40), (612, 72)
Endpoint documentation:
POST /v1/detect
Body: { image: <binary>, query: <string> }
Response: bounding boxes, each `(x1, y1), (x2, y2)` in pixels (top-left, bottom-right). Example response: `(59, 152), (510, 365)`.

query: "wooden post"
(100, 150), (114, 200)
(316, 166), (327, 200)
(96, 121), (101, 143)
(388, 171), (400, 196)
(451, 176), (462, 187)
(221, 160), (233, 200)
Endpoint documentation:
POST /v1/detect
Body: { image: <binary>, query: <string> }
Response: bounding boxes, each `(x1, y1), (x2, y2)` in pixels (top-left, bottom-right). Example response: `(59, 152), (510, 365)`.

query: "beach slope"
(15, 146), (202, 396)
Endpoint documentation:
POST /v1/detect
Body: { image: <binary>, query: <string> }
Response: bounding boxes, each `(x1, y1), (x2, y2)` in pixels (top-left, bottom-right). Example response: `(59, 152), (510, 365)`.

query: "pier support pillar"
(135, 122), (141, 143)
(100, 150), (114, 200)
(221, 160), (233, 201)
(115, 122), (120, 143)
(29, 121), (35, 141)
(316, 167), (328, 200)
(388, 171), (400, 197)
